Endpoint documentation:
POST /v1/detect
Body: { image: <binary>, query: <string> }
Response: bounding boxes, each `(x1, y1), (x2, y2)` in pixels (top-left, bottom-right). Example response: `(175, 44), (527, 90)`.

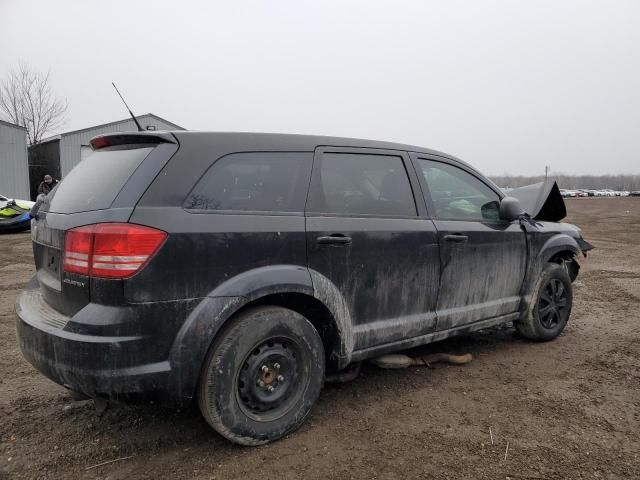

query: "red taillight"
(64, 223), (167, 279)
(63, 228), (93, 275)
(90, 135), (110, 150)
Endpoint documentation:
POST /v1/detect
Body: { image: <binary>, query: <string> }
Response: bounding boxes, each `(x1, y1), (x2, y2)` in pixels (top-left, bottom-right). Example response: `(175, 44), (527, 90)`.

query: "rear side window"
(184, 152), (312, 213)
(307, 153), (417, 216)
(48, 146), (153, 214)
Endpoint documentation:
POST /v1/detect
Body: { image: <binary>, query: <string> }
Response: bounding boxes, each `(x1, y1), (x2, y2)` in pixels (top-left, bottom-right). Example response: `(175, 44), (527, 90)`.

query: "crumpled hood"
(505, 180), (567, 222)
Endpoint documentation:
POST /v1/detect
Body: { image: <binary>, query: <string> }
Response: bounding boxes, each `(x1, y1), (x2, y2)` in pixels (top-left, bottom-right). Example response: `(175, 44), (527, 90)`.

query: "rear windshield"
(48, 146), (153, 213)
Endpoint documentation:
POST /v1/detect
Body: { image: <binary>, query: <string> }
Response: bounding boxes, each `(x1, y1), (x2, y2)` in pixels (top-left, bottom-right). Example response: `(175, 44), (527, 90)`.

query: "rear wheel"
(516, 263), (573, 341)
(198, 306), (325, 445)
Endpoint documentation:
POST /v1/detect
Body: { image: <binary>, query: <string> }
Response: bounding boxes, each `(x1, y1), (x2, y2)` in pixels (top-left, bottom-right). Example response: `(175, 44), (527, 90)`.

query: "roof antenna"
(111, 82), (144, 132)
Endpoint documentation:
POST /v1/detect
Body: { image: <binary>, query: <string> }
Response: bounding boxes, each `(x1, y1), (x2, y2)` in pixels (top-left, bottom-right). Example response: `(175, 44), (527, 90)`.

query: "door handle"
(443, 234), (468, 243)
(316, 234), (352, 246)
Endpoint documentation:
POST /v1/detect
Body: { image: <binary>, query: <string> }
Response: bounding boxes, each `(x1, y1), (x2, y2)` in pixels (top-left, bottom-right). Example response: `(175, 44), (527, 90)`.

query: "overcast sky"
(1, 0), (639, 175)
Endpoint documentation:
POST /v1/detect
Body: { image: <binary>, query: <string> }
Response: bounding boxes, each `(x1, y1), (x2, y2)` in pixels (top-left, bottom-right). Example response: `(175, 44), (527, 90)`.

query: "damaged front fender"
(576, 236), (594, 255)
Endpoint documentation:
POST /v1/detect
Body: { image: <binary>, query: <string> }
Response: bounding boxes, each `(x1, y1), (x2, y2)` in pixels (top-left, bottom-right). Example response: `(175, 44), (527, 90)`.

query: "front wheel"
(198, 306), (325, 445)
(516, 263), (573, 341)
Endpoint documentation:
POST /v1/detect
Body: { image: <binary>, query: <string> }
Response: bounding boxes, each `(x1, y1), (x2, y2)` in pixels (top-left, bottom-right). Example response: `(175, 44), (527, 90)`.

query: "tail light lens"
(63, 228), (93, 275)
(64, 223), (167, 279)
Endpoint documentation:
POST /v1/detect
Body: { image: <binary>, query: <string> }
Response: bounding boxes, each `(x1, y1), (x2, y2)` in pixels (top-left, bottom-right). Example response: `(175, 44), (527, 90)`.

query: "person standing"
(37, 174), (57, 196)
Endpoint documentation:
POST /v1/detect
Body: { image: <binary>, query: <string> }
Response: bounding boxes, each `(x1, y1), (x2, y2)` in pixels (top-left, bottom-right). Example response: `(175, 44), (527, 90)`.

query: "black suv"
(16, 131), (591, 445)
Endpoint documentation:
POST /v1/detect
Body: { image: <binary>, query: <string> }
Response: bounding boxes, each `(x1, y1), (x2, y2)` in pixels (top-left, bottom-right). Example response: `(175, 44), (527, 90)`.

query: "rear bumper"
(15, 280), (201, 406)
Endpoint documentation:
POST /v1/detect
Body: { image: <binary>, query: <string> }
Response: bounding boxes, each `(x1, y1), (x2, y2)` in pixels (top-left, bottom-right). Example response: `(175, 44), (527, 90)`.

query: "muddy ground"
(1, 197), (639, 480)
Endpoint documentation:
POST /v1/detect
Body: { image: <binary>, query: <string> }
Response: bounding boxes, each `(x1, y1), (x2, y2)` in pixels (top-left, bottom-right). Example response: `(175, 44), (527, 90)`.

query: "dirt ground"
(1, 197), (639, 480)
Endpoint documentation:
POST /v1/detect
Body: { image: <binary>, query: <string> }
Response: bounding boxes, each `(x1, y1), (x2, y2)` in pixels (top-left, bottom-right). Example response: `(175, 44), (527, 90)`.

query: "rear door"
(411, 154), (527, 330)
(305, 148), (440, 351)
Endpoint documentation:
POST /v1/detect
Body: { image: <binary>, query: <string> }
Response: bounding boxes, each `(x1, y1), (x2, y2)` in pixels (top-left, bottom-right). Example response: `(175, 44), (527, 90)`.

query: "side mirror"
(499, 196), (524, 221)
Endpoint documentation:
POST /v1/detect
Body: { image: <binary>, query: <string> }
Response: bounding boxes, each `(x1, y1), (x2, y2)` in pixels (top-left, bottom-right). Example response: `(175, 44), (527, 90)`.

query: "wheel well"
(548, 250), (580, 281)
(233, 293), (340, 369)
(549, 250), (576, 264)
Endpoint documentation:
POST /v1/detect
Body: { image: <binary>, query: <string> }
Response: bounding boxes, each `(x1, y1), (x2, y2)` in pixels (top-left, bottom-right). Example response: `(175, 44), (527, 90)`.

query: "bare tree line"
(0, 64), (67, 145)
(490, 174), (640, 191)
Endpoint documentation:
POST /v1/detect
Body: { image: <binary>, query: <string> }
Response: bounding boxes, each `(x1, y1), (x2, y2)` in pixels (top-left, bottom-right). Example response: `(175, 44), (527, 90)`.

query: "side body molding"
(538, 233), (579, 262)
(207, 265), (314, 299)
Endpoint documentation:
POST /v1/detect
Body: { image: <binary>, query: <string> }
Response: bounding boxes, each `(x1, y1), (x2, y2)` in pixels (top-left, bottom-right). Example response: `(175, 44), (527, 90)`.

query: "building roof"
(59, 113), (184, 137)
(34, 135), (61, 145)
(0, 119), (26, 130)
(38, 113), (185, 144)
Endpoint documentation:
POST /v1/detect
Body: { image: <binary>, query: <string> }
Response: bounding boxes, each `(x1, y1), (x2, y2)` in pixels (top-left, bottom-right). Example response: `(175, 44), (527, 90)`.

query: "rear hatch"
(31, 133), (178, 316)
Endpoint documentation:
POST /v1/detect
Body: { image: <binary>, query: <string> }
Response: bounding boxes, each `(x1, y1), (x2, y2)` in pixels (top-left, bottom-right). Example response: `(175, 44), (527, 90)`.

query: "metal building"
(28, 113), (184, 199)
(0, 120), (30, 200)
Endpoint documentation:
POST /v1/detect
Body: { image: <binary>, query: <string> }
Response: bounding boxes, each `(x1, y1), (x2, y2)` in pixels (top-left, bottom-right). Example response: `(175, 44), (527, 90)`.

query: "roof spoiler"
(90, 132), (177, 150)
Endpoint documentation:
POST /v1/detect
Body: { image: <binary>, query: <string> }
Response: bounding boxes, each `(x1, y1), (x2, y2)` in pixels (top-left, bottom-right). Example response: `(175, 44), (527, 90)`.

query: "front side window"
(419, 159), (501, 220)
(307, 153), (416, 216)
(184, 152), (312, 213)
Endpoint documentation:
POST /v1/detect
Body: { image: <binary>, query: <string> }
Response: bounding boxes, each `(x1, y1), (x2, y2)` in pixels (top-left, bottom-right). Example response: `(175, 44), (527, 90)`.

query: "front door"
(413, 155), (527, 330)
(305, 148), (441, 351)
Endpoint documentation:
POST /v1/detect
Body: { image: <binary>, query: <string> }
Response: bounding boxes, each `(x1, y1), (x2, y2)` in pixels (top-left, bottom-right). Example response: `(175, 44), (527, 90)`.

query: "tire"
(516, 262), (573, 341)
(198, 306), (325, 445)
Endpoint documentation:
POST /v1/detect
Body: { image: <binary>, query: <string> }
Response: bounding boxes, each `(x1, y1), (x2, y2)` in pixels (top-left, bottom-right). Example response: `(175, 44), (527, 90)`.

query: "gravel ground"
(1, 197), (639, 480)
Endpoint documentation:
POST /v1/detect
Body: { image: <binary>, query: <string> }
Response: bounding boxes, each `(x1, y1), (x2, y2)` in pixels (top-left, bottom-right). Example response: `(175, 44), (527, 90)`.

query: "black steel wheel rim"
(236, 336), (308, 422)
(538, 278), (568, 329)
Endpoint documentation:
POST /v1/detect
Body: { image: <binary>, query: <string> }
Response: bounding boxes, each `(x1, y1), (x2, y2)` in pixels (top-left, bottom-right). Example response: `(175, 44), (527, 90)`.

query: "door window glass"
(307, 153), (416, 216)
(419, 159), (500, 220)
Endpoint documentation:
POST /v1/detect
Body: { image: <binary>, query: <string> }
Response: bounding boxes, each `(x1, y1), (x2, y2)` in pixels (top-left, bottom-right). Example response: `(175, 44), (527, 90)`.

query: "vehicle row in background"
(559, 189), (635, 197)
